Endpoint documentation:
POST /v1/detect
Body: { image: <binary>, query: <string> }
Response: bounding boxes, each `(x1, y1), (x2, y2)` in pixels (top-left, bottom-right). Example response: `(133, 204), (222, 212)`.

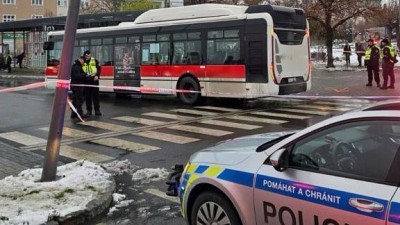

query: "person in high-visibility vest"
(82, 50), (102, 116)
(380, 39), (396, 89)
(364, 39), (381, 87)
(5, 52), (12, 73)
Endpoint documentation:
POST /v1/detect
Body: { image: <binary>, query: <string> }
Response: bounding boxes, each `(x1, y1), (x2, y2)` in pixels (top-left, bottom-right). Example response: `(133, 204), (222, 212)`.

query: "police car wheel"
(191, 191), (242, 225)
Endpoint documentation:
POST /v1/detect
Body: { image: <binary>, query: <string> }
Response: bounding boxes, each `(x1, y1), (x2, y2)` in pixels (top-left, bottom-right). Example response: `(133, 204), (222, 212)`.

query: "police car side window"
(289, 120), (400, 184)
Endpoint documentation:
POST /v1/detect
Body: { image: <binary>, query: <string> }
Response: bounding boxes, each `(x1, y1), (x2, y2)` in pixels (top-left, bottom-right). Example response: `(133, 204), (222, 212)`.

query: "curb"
(0, 74), (44, 80)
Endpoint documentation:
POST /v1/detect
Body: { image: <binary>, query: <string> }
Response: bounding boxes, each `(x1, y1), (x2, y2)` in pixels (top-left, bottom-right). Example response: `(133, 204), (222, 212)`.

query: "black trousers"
(357, 54), (362, 66)
(85, 81), (100, 112)
(71, 86), (84, 115)
(367, 63), (380, 85)
(6, 64), (11, 73)
(382, 62), (395, 87)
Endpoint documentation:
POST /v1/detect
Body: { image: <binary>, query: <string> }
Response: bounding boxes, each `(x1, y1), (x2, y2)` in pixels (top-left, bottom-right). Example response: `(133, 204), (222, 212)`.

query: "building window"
(31, 0), (42, 5)
(3, 0), (15, 5)
(32, 15), (43, 19)
(3, 14), (15, 22)
(81, 0), (90, 8)
(57, 0), (66, 6)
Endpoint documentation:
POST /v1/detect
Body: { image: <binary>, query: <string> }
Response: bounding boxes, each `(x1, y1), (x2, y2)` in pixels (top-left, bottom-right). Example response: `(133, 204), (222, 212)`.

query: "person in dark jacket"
(364, 39), (381, 87)
(70, 56), (87, 119)
(16, 52), (25, 68)
(343, 43), (351, 66)
(380, 38), (397, 89)
(82, 50), (102, 116)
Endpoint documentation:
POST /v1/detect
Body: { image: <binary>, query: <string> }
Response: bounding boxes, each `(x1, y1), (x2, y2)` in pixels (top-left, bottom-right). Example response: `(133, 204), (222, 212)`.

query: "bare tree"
(80, 0), (128, 14)
(365, 0), (398, 43)
(302, 0), (378, 68)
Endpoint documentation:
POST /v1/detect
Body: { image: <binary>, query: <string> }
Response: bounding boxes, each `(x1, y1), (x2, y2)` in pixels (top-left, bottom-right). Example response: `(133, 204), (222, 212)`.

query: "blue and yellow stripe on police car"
(179, 163), (254, 218)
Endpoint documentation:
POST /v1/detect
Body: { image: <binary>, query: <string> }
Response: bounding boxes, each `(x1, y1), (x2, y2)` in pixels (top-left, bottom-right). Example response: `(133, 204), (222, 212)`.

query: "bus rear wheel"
(177, 76), (201, 105)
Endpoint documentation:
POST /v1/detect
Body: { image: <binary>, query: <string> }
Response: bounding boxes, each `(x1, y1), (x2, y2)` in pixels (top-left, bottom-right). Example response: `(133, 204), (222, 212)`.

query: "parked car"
(167, 110), (400, 225)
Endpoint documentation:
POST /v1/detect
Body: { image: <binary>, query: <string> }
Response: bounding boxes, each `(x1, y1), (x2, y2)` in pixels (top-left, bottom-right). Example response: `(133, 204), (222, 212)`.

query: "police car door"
(254, 119), (400, 225)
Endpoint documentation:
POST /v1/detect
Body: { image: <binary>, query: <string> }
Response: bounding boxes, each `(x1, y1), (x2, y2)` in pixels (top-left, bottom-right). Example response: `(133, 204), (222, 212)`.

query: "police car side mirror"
(269, 148), (289, 172)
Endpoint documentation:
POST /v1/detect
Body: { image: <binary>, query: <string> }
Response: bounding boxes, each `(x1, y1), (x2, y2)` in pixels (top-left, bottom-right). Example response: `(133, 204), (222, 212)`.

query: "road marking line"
(91, 138), (160, 153)
(194, 106), (240, 112)
(131, 131), (199, 144)
(227, 115), (287, 124)
(142, 112), (195, 120)
(140, 188), (179, 204)
(171, 109), (218, 116)
(167, 125), (232, 136)
(312, 101), (363, 108)
(292, 104), (352, 112)
(262, 97), (306, 102)
(275, 108), (329, 116)
(79, 121), (132, 132)
(42, 127), (158, 153)
(0, 131), (46, 146)
(250, 112), (310, 120)
(200, 120), (261, 130)
(113, 116), (165, 125)
(39, 127), (92, 138)
(46, 145), (114, 163)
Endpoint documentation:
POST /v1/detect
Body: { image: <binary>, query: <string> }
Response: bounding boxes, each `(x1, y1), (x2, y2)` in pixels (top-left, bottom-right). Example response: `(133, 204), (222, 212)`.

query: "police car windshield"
(256, 133), (295, 152)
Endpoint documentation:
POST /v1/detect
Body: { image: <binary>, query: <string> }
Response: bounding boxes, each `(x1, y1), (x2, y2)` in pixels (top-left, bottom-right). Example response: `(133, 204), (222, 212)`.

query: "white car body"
(178, 110), (400, 225)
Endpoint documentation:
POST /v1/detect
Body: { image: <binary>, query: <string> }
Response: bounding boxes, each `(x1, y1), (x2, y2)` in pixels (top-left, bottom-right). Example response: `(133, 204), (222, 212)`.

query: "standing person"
(0, 53), (4, 70)
(343, 42), (351, 66)
(355, 41), (364, 67)
(380, 39), (396, 89)
(5, 52), (12, 73)
(70, 56), (87, 119)
(16, 52), (25, 68)
(82, 50), (102, 116)
(364, 39), (381, 87)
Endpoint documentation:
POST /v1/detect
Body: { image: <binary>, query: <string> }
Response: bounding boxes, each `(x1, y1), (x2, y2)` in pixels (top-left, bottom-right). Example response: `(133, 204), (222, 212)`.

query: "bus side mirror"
(43, 41), (54, 51)
(269, 148), (289, 172)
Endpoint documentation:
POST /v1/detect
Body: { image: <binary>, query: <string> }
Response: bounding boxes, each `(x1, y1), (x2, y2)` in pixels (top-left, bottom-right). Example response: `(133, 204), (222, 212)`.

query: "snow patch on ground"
(131, 168), (169, 184)
(102, 159), (140, 176)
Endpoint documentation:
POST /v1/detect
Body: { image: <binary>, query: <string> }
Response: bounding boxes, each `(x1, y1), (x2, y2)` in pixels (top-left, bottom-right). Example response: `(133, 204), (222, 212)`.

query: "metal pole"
(41, 0), (81, 182)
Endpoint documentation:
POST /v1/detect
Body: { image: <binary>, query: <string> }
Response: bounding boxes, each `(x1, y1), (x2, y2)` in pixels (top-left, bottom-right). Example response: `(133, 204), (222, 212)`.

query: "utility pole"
(41, 0), (81, 182)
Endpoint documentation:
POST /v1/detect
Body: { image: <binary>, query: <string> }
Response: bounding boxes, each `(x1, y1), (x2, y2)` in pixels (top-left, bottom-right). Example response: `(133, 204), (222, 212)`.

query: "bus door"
(244, 19), (268, 84)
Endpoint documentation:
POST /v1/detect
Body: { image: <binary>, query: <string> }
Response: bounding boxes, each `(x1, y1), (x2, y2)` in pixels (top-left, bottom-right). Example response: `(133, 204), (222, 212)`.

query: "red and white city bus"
(45, 4), (311, 104)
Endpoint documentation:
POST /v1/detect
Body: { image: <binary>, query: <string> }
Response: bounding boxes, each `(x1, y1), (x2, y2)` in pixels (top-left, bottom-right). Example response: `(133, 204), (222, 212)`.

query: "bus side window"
(188, 52), (200, 65)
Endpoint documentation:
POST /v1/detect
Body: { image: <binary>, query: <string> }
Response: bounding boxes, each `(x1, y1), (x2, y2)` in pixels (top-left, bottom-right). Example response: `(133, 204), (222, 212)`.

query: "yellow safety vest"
(364, 46), (380, 61)
(82, 58), (97, 76)
(383, 45), (396, 63)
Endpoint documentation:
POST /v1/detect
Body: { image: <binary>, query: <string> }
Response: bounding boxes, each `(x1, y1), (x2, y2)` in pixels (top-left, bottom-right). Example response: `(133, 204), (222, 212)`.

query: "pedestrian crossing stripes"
(142, 112), (195, 120)
(227, 115), (287, 124)
(194, 106), (241, 112)
(0, 131), (46, 146)
(312, 101), (364, 108)
(113, 116), (165, 126)
(199, 119), (262, 130)
(167, 125), (232, 136)
(39, 127), (92, 138)
(292, 104), (352, 112)
(131, 131), (199, 144)
(92, 138), (160, 153)
(55, 145), (113, 163)
(249, 111), (310, 120)
(275, 108), (329, 116)
(170, 109), (218, 116)
(79, 120), (133, 132)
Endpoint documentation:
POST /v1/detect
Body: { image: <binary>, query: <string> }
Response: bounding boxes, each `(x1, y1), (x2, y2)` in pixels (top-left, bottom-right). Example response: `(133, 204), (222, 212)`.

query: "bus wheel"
(190, 191), (242, 225)
(177, 77), (200, 105)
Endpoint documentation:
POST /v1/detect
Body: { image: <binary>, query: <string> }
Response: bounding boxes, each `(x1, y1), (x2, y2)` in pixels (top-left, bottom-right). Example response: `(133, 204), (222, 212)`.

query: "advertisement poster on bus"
(114, 44), (141, 89)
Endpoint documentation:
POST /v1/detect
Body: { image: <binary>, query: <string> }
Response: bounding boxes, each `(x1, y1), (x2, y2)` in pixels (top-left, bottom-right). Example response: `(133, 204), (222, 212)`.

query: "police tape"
(0, 79), (399, 100)
(67, 98), (85, 122)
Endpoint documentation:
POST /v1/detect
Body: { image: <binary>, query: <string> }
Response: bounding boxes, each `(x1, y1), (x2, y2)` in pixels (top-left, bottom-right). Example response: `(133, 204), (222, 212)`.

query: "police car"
(166, 110), (400, 225)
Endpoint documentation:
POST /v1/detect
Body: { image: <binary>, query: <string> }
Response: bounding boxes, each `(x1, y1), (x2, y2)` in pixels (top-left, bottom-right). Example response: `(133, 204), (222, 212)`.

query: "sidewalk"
(0, 67), (44, 80)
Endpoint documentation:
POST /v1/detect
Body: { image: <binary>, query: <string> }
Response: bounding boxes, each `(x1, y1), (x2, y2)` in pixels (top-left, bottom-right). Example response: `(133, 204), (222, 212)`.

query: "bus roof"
(133, 4), (247, 24)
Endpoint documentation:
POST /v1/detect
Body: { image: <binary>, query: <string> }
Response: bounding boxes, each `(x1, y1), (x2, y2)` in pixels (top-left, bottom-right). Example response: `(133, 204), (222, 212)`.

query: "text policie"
(263, 202), (350, 225)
